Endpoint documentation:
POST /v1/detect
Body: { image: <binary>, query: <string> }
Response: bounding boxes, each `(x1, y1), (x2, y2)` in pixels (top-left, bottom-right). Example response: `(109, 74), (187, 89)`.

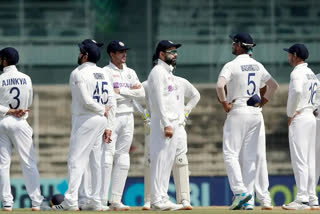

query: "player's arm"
(184, 80), (200, 117)
(287, 76), (303, 125)
(75, 76), (105, 116)
(115, 71), (145, 99)
(149, 68), (172, 137)
(133, 99), (150, 120)
(260, 77), (279, 107)
(216, 76), (232, 112)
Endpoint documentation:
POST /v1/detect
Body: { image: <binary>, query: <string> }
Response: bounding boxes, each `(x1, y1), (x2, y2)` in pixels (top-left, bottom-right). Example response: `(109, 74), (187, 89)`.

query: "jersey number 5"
(247, 73), (256, 96)
(93, 81), (108, 104)
(9, 87), (20, 109)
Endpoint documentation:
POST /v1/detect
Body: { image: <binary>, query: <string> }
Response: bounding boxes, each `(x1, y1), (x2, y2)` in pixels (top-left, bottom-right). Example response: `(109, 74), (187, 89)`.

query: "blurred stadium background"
(3, 0), (320, 208)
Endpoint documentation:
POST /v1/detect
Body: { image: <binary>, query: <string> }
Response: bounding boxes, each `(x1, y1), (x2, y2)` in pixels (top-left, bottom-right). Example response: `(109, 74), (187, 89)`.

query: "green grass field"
(7, 207), (320, 214)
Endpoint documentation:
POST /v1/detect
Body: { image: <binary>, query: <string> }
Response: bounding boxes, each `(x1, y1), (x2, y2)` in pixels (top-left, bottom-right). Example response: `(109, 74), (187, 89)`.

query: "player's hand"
(259, 97), (268, 108)
(314, 109), (318, 117)
(288, 112), (300, 126)
(104, 106), (111, 118)
(164, 126), (173, 138)
(221, 101), (232, 113)
(114, 88), (120, 94)
(7, 109), (30, 118)
(131, 84), (141, 89)
(103, 129), (112, 143)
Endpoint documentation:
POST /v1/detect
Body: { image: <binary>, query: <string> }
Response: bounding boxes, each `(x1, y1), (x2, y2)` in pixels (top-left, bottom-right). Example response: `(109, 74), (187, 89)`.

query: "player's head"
(78, 39), (103, 65)
(0, 47), (19, 70)
(283, 43), (308, 67)
(107, 40), (130, 65)
(229, 33), (256, 55)
(155, 40), (181, 66)
(49, 194), (64, 207)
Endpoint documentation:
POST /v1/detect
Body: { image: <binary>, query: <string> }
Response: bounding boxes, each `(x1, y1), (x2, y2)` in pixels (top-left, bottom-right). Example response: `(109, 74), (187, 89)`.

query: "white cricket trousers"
(101, 112), (134, 204)
(315, 118), (320, 185)
(64, 114), (106, 208)
(289, 109), (317, 202)
(223, 108), (262, 195)
(144, 122), (188, 204)
(150, 118), (183, 204)
(240, 117), (271, 205)
(0, 116), (44, 207)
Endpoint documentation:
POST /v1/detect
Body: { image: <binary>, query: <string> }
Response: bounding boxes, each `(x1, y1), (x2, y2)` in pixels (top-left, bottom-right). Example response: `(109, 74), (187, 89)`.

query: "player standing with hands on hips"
(216, 33), (278, 210)
(53, 39), (114, 211)
(282, 44), (320, 210)
(0, 47), (51, 211)
(101, 40), (145, 211)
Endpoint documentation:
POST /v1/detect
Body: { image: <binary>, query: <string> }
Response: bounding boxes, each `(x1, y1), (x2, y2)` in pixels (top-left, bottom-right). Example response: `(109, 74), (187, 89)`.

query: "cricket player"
(148, 40), (194, 211)
(53, 39), (115, 211)
(0, 47), (51, 211)
(136, 53), (200, 210)
(282, 44), (320, 210)
(315, 73), (320, 199)
(216, 33), (278, 210)
(101, 40), (145, 211)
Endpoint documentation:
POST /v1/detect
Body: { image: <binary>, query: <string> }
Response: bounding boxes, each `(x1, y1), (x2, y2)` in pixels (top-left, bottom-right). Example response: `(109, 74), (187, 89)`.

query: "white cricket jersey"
(316, 73), (320, 119)
(219, 54), (271, 108)
(175, 76), (200, 123)
(0, 65), (32, 119)
(103, 62), (145, 114)
(147, 59), (180, 127)
(287, 63), (320, 117)
(70, 62), (115, 129)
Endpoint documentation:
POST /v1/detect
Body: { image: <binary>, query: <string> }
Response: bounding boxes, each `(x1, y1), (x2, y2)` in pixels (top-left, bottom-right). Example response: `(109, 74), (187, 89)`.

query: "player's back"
(221, 55), (270, 108)
(70, 62), (108, 117)
(289, 64), (319, 111)
(0, 65), (32, 117)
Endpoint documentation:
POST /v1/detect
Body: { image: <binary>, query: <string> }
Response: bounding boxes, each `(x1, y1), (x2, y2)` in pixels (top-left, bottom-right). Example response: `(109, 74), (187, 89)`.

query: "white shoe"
(101, 205), (110, 211)
(3, 205), (12, 211)
(261, 201), (273, 210)
(52, 201), (80, 211)
(142, 201), (150, 210)
(32, 201), (52, 211)
(282, 201), (310, 210)
(181, 200), (193, 210)
(164, 199), (183, 211)
(110, 202), (130, 211)
(229, 192), (252, 210)
(79, 201), (103, 211)
(309, 200), (319, 210)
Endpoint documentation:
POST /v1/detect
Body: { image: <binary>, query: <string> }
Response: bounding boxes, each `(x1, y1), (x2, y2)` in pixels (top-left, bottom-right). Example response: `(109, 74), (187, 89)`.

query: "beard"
(77, 55), (82, 65)
(164, 55), (176, 66)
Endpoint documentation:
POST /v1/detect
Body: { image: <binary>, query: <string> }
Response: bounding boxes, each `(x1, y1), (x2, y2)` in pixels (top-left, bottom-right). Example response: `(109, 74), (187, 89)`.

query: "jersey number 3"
(247, 73), (256, 96)
(93, 81), (108, 104)
(9, 87), (20, 109)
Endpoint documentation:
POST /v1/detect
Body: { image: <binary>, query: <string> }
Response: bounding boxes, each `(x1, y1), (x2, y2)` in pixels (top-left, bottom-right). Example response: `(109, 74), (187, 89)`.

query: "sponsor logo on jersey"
(93, 73), (105, 80)
(113, 74), (120, 78)
(240, 64), (259, 72)
(127, 74), (131, 79)
(168, 85), (173, 92)
(113, 82), (131, 88)
(2, 78), (27, 86)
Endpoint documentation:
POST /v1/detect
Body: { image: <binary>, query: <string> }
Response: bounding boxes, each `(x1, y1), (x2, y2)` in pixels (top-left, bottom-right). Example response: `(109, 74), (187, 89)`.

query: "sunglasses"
(165, 50), (178, 54)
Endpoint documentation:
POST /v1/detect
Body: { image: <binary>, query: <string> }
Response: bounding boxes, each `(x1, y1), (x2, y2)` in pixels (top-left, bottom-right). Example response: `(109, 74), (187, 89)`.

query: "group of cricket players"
(0, 32), (320, 211)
